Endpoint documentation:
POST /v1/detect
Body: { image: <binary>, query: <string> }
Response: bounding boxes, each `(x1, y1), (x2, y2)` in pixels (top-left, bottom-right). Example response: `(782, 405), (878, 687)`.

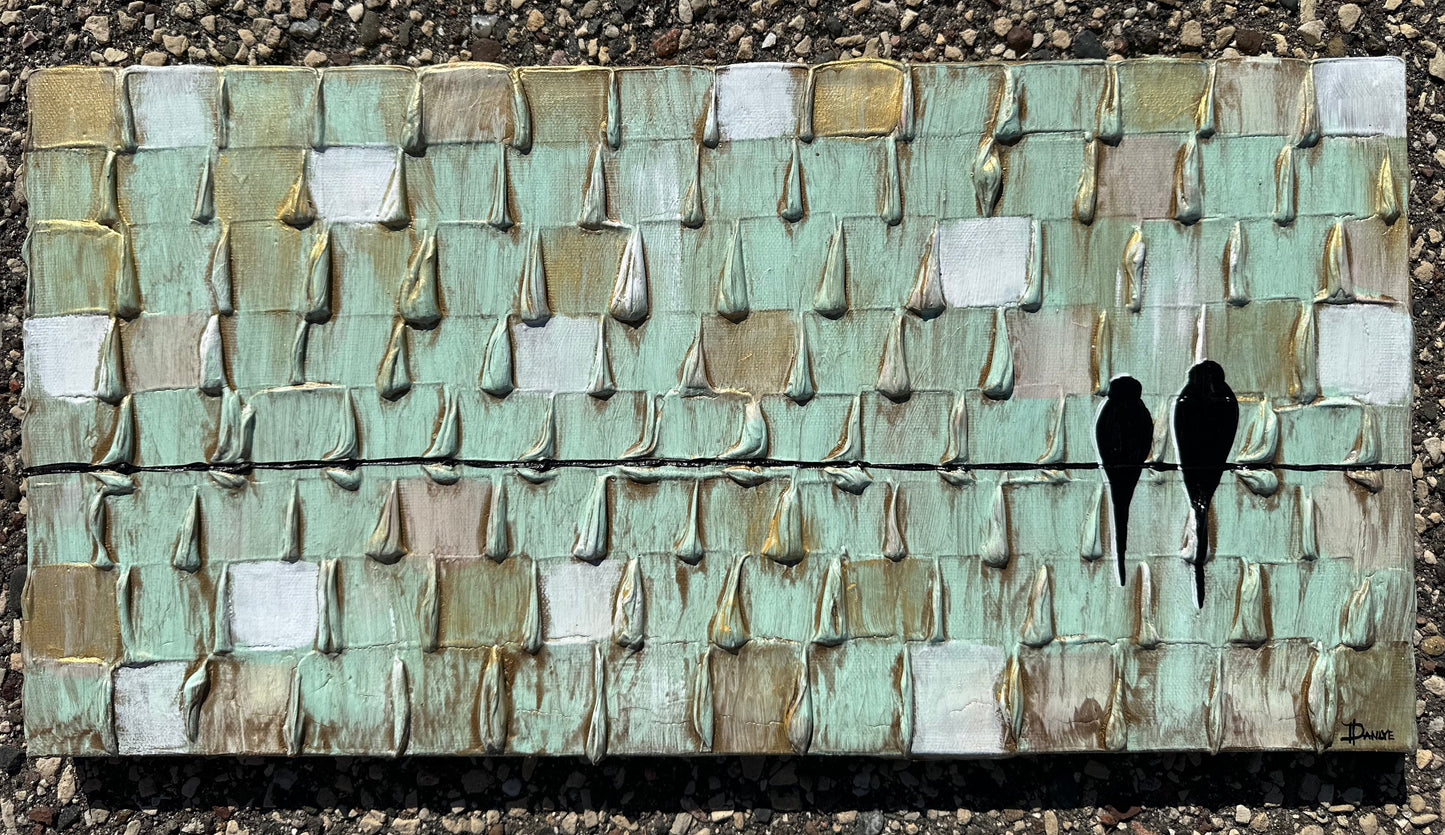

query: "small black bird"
(1173, 360), (1239, 607)
(1095, 376), (1153, 586)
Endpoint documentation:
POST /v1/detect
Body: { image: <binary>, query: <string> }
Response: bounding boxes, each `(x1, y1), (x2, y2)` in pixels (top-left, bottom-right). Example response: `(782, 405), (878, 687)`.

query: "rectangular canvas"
(21, 58), (1413, 756)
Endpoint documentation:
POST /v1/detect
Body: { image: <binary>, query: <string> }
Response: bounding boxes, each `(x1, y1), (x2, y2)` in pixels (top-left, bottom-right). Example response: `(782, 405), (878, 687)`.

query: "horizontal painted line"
(22, 457), (1408, 478)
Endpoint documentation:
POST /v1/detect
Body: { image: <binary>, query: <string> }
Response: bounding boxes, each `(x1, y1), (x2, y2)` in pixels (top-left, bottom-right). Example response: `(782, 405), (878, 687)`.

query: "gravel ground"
(0, 0), (1442, 833)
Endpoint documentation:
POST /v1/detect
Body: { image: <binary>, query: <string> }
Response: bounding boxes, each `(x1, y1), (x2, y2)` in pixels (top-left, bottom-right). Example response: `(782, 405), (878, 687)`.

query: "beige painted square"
(1011, 307), (1096, 397)
(1330, 642), (1416, 750)
(1220, 640), (1313, 750)
(1345, 216), (1408, 302)
(122, 313), (207, 393)
(399, 477), (490, 556)
(419, 64), (515, 145)
(1096, 134), (1178, 220)
(1020, 643), (1115, 751)
(1214, 58), (1309, 137)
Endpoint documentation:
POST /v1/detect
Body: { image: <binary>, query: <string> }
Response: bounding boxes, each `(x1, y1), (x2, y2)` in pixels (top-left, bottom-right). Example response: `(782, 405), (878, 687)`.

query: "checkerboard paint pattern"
(20, 59), (1414, 756)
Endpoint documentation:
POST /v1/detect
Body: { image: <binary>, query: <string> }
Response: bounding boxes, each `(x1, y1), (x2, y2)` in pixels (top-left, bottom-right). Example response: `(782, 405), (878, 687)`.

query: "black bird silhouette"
(1095, 376), (1153, 586)
(1173, 360), (1239, 607)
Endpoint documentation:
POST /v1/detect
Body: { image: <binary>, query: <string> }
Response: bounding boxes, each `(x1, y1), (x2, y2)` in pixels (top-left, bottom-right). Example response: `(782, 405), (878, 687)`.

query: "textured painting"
(20, 58), (1412, 757)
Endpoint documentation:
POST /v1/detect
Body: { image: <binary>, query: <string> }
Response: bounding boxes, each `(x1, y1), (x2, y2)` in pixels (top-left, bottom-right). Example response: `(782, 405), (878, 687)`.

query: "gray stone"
(357, 9), (381, 44)
(289, 18), (320, 38)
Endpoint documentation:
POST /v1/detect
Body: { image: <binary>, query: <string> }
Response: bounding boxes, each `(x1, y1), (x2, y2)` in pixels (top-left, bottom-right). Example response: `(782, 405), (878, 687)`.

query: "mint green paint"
(25, 150), (109, 222)
(21, 61), (1413, 756)
(118, 148), (211, 226)
(1013, 62), (1104, 135)
(809, 641), (906, 754)
(319, 66), (414, 148)
(118, 565), (212, 661)
(219, 67), (320, 149)
(25, 222), (117, 316)
(23, 660), (112, 755)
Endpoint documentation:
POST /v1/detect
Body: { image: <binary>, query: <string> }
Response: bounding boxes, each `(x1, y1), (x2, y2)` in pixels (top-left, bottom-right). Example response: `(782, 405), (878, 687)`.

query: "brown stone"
(1005, 23), (1031, 52)
(471, 36), (502, 62)
(1101, 807), (1143, 826)
(26, 808), (53, 826)
(653, 27), (680, 58)
(1234, 28), (1264, 54)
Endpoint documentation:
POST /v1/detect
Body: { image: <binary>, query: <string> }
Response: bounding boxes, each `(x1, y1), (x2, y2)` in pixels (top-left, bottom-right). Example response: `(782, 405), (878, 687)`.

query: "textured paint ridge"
(19, 60), (1414, 758)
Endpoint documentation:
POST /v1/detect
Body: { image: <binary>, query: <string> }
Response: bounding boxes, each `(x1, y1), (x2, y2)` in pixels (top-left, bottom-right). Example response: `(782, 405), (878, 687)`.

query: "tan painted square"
(812, 61), (904, 137)
(1116, 59), (1209, 134)
(122, 313), (206, 393)
(26, 564), (121, 662)
(437, 556), (533, 647)
(27, 68), (121, 149)
(197, 657), (295, 754)
(1214, 58), (1309, 137)
(518, 67), (610, 146)
(1096, 134), (1179, 220)
(1020, 643), (1115, 751)
(709, 641), (800, 753)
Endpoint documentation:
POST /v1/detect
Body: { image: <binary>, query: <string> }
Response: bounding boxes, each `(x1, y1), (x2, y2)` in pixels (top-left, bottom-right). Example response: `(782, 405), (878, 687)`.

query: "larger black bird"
(1173, 360), (1239, 607)
(1095, 376), (1153, 586)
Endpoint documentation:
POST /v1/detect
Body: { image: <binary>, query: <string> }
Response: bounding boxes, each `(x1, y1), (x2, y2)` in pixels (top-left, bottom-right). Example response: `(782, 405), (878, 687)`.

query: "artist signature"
(1339, 720), (1395, 745)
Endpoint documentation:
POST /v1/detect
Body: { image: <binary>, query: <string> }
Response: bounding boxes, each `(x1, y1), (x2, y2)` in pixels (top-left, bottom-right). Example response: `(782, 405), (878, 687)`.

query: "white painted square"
(936, 217), (1032, 307)
(1313, 58), (1406, 138)
(512, 316), (600, 393)
(307, 148), (406, 224)
(1316, 304), (1412, 405)
(714, 63), (804, 142)
(908, 642), (1006, 755)
(113, 662), (189, 755)
(128, 66), (220, 148)
(227, 561), (320, 650)
(619, 144), (688, 222)
(540, 559), (622, 641)
(23, 315), (111, 399)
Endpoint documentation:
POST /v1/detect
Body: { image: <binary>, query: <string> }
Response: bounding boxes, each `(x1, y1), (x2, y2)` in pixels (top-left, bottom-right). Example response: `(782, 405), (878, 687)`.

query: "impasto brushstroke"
(20, 59), (1413, 756)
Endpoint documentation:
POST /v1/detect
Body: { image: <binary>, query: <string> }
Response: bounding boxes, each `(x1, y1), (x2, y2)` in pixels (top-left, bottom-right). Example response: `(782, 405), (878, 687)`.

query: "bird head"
(1107, 375), (1143, 401)
(1187, 360), (1227, 388)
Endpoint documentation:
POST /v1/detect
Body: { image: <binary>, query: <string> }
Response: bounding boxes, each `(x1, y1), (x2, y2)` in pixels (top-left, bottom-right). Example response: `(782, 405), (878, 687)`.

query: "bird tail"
(1115, 504), (1129, 587)
(1193, 504), (1209, 607)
